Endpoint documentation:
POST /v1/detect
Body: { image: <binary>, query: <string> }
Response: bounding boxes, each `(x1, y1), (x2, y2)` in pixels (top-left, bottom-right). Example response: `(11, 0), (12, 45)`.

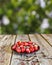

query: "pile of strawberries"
(11, 41), (40, 53)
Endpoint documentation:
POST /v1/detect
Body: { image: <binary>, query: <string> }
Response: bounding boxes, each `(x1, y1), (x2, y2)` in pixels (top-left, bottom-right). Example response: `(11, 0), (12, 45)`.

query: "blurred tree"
(0, 0), (52, 34)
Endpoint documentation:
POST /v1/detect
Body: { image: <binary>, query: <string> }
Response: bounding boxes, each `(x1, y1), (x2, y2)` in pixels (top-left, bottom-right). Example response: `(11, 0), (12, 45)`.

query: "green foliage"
(0, 0), (52, 34)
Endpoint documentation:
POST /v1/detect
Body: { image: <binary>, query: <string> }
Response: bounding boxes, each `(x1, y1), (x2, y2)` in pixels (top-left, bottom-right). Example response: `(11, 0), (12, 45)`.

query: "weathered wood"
(29, 34), (48, 55)
(0, 35), (11, 41)
(36, 34), (52, 56)
(0, 35), (16, 65)
(41, 34), (52, 46)
(0, 35), (5, 39)
(0, 35), (7, 41)
(0, 35), (12, 46)
(15, 35), (29, 42)
(11, 35), (29, 65)
(0, 34), (52, 65)
(47, 34), (52, 37)
(29, 34), (52, 65)
(36, 34), (52, 65)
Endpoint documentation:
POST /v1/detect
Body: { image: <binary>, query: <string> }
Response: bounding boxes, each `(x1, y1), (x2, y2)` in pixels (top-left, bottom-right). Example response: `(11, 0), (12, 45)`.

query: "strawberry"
(28, 41), (33, 44)
(17, 41), (22, 45)
(26, 48), (30, 53)
(16, 43), (19, 47)
(29, 44), (34, 48)
(24, 42), (29, 46)
(29, 48), (32, 52)
(29, 47), (34, 52)
(21, 42), (25, 46)
(16, 47), (21, 53)
(21, 47), (25, 53)
(34, 45), (38, 51)
(20, 45), (24, 48)
(11, 44), (16, 50)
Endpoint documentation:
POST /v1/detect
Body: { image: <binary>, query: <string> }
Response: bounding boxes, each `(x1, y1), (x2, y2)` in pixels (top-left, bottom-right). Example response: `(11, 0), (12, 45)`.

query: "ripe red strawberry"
(34, 45), (38, 51)
(21, 42), (25, 46)
(25, 42), (29, 46)
(20, 45), (24, 48)
(30, 44), (34, 48)
(11, 44), (16, 50)
(26, 48), (30, 53)
(32, 47), (34, 52)
(28, 41), (33, 44)
(29, 47), (34, 52)
(21, 47), (25, 53)
(29, 48), (32, 52)
(17, 41), (22, 45)
(16, 47), (21, 53)
(16, 43), (19, 47)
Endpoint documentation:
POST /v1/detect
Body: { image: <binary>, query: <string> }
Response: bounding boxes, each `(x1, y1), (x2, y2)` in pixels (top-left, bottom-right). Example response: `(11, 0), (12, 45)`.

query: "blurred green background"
(0, 0), (52, 34)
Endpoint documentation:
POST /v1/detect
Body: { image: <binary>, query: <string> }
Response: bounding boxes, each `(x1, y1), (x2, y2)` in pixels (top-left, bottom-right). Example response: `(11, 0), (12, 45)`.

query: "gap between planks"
(40, 34), (52, 47)
(9, 35), (17, 65)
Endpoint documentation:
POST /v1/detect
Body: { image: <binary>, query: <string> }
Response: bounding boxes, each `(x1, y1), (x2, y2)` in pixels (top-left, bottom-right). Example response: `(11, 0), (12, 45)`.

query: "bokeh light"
(0, 0), (52, 34)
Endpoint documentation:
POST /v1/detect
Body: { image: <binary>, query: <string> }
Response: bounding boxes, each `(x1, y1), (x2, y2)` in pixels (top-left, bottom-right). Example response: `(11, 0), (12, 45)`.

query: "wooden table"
(0, 34), (52, 65)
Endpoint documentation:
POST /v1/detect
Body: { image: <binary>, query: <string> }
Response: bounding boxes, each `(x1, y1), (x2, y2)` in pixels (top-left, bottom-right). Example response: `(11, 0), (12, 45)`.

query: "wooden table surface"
(0, 34), (52, 65)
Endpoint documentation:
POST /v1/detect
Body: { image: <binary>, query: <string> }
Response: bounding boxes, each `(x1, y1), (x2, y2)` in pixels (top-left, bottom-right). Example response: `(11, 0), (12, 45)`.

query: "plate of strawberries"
(11, 41), (40, 53)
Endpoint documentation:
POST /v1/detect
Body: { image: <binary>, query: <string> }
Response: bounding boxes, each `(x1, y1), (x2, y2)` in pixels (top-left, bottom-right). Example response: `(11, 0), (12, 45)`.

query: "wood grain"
(0, 34), (52, 65)
(29, 34), (52, 65)
(36, 34), (52, 56)
(0, 35), (16, 65)
(41, 34), (52, 46)
(0, 35), (5, 39)
(11, 35), (29, 65)
(0, 35), (12, 46)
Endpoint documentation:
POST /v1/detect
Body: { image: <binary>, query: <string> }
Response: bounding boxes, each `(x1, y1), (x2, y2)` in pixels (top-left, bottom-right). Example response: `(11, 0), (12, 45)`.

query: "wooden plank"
(15, 35), (29, 42)
(29, 34), (48, 55)
(36, 34), (52, 56)
(0, 35), (11, 42)
(46, 34), (52, 37)
(0, 35), (12, 46)
(36, 34), (52, 65)
(41, 34), (52, 46)
(0, 35), (6, 41)
(0, 35), (16, 65)
(11, 35), (30, 65)
(0, 35), (5, 39)
(29, 34), (52, 65)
